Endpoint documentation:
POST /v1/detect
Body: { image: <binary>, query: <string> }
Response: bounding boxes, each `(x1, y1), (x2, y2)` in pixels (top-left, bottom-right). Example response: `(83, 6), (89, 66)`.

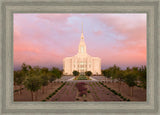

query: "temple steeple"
(82, 22), (83, 33)
(81, 22), (84, 39)
(78, 23), (86, 54)
(63, 23), (101, 75)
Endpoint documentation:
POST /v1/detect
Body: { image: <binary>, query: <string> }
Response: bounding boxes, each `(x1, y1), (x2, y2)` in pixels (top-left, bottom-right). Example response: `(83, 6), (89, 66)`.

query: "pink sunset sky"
(14, 13), (146, 70)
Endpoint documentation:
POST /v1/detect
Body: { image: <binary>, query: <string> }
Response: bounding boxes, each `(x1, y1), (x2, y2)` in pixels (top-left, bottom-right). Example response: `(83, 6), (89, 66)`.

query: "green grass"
(77, 75), (88, 80)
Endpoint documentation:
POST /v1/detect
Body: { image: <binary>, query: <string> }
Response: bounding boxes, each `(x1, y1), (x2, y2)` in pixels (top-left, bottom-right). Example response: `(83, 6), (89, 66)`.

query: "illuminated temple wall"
(63, 28), (101, 75)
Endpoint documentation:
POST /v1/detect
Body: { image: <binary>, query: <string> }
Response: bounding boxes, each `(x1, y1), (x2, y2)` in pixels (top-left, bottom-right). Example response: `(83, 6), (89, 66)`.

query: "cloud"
(37, 14), (71, 22)
(14, 13), (146, 70)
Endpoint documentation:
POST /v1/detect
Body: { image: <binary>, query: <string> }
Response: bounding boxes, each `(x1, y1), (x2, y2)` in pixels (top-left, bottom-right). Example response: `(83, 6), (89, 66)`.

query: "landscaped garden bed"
(43, 82), (66, 101)
(99, 82), (130, 101)
(50, 82), (77, 101)
(74, 75), (90, 80)
(14, 82), (63, 101)
(103, 82), (146, 101)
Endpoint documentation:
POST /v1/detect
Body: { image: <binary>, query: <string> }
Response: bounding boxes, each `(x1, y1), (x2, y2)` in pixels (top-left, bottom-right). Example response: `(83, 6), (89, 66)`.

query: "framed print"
(0, 0), (159, 114)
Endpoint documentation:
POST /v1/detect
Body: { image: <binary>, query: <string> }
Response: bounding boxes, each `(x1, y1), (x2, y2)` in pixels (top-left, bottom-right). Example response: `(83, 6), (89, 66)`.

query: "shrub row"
(77, 75), (88, 80)
(99, 82), (130, 101)
(42, 82), (66, 101)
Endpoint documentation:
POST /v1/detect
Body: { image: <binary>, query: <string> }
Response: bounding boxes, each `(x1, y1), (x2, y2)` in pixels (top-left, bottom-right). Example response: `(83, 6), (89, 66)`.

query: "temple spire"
(82, 22), (83, 33)
(81, 22), (84, 39)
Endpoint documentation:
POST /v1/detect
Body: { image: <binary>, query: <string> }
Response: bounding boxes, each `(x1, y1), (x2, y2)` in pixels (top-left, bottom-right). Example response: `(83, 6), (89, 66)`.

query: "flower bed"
(75, 75), (88, 80)
(76, 82), (87, 97)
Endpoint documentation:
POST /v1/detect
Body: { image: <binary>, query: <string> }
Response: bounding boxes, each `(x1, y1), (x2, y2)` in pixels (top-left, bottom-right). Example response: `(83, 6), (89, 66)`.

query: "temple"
(63, 24), (101, 75)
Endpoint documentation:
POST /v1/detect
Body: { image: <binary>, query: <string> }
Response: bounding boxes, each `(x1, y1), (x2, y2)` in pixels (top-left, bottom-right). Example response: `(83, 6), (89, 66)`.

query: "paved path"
(67, 77), (75, 81)
(67, 76), (98, 81)
(89, 77), (98, 81)
(50, 81), (122, 101)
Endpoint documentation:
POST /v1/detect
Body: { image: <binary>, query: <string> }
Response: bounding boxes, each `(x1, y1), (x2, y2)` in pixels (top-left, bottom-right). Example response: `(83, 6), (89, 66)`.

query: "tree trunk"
(42, 86), (44, 94)
(46, 85), (49, 93)
(128, 86), (130, 96)
(31, 91), (33, 101)
(45, 86), (47, 93)
(19, 85), (21, 95)
(130, 87), (133, 96)
(119, 81), (121, 92)
(35, 92), (37, 101)
(112, 79), (114, 86)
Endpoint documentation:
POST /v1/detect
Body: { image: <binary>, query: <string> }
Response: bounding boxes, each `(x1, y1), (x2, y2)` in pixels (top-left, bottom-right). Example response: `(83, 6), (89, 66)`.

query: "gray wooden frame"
(0, 0), (159, 114)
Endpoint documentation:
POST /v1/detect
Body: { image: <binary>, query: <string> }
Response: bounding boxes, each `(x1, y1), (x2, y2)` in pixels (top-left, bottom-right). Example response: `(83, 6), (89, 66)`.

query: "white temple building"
(63, 24), (101, 75)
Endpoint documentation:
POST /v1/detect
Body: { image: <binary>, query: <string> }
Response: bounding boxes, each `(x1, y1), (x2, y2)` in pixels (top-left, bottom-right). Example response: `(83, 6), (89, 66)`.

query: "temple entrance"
(80, 72), (85, 75)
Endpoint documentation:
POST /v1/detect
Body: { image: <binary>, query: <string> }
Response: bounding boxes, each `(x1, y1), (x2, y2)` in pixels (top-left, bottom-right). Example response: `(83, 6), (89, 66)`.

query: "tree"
(48, 72), (57, 84)
(124, 72), (137, 96)
(85, 71), (92, 76)
(14, 70), (25, 94)
(126, 67), (131, 72)
(21, 63), (29, 76)
(41, 75), (49, 94)
(115, 70), (124, 91)
(41, 67), (49, 75)
(51, 67), (62, 79)
(24, 75), (42, 101)
(138, 66), (146, 89)
(32, 66), (41, 76)
(102, 69), (111, 81)
(73, 70), (79, 76)
(102, 70), (106, 76)
(108, 65), (120, 83)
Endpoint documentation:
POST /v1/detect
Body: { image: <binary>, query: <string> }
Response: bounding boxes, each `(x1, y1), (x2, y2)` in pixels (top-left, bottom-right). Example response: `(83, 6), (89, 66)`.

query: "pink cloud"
(94, 30), (102, 36)
(37, 14), (71, 22)
(14, 13), (146, 70)
(96, 14), (146, 62)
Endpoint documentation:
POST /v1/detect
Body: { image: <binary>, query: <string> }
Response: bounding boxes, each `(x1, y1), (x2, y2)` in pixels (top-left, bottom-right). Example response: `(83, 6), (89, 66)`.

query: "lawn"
(74, 75), (90, 80)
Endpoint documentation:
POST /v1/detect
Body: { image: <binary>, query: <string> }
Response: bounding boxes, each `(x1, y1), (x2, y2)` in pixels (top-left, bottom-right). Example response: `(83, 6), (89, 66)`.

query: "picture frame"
(0, 0), (159, 114)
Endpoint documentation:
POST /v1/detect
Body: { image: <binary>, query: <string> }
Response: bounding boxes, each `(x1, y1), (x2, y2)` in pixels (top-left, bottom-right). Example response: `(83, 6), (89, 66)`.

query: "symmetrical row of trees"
(72, 70), (92, 77)
(102, 65), (146, 96)
(14, 63), (146, 99)
(14, 63), (63, 101)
